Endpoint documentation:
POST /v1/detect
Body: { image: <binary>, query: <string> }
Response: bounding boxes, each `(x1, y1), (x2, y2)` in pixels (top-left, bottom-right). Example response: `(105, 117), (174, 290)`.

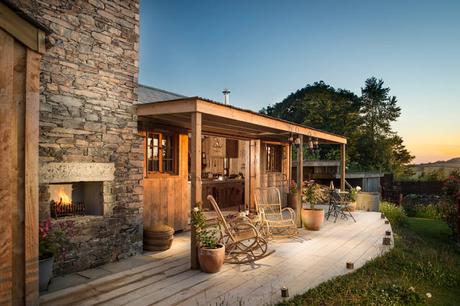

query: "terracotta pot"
(287, 193), (299, 209)
(198, 244), (225, 273)
(348, 201), (357, 212)
(301, 208), (324, 231)
(39, 256), (54, 291)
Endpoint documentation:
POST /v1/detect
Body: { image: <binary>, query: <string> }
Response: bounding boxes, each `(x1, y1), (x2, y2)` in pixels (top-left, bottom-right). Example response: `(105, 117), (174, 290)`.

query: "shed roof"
(137, 96), (347, 144)
(138, 84), (186, 104)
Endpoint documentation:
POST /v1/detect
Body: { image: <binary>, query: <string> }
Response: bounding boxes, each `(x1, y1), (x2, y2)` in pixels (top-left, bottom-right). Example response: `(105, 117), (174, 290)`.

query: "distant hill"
(410, 157), (460, 180)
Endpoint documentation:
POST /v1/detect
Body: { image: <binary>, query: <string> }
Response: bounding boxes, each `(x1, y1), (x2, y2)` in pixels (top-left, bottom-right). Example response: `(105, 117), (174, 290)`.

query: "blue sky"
(139, 0), (460, 163)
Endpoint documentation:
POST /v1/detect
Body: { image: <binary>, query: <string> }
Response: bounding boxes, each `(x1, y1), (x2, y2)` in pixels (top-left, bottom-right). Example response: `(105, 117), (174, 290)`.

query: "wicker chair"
(207, 195), (272, 264)
(254, 187), (298, 239)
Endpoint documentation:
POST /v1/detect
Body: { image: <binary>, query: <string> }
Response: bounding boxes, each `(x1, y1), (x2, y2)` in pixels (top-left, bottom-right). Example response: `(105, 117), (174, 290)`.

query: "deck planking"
(40, 211), (392, 306)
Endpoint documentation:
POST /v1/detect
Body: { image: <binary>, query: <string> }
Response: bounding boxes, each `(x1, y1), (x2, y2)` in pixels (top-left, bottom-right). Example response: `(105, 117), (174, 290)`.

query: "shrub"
(438, 171), (460, 238)
(402, 194), (441, 217)
(380, 202), (407, 227)
(414, 204), (441, 219)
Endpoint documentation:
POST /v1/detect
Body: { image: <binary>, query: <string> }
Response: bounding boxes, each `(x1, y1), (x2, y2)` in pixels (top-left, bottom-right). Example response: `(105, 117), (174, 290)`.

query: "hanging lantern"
(308, 137), (314, 150)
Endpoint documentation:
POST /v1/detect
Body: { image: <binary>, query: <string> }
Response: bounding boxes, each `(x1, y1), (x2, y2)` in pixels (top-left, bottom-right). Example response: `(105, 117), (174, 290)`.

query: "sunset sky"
(139, 0), (460, 164)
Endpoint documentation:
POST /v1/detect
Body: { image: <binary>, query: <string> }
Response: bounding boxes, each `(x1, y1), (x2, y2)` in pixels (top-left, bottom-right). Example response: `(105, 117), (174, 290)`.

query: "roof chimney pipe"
(222, 88), (230, 105)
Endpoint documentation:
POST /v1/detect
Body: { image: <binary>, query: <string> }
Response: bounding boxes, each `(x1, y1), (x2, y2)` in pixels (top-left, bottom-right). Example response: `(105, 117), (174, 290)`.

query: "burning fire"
(52, 187), (72, 205)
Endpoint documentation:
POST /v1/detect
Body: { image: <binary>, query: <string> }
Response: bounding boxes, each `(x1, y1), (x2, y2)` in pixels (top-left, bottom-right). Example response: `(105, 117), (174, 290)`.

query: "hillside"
(410, 157), (460, 180)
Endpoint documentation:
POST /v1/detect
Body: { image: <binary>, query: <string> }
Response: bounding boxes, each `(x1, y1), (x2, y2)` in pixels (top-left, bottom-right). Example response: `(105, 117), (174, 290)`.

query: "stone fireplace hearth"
(40, 163), (115, 219)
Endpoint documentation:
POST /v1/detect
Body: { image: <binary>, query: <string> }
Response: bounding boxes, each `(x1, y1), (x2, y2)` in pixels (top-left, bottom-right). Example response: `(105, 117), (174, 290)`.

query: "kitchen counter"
(201, 178), (244, 184)
(201, 179), (244, 209)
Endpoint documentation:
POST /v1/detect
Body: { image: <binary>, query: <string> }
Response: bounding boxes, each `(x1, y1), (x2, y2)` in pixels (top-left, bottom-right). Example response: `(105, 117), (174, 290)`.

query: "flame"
(52, 187), (72, 205)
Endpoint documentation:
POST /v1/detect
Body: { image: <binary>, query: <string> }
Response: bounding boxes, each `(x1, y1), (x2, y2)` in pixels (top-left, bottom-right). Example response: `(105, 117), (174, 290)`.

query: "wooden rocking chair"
(254, 187), (298, 239)
(207, 195), (272, 264)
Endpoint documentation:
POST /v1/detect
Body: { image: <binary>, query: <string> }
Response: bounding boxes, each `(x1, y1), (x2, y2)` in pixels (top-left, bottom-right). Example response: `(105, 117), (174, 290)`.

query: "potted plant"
(39, 219), (74, 291)
(191, 206), (225, 273)
(301, 180), (324, 230)
(287, 180), (298, 208)
(348, 186), (361, 211)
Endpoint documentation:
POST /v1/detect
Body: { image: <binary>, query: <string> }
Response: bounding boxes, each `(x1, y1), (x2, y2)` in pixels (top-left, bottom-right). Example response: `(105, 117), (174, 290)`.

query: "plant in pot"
(348, 186), (361, 211)
(287, 180), (298, 208)
(39, 219), (74, 291)
(191, 206), (225, 273)
(301, 180), (324, 230)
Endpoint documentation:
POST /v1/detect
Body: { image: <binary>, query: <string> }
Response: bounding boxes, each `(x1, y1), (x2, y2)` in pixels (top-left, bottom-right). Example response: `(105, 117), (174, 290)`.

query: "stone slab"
(40, 162), (115, 183)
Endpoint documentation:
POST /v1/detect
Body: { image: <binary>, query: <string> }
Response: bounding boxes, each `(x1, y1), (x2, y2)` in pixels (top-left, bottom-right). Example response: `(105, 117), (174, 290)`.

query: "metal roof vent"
(222, 88), (230, 105)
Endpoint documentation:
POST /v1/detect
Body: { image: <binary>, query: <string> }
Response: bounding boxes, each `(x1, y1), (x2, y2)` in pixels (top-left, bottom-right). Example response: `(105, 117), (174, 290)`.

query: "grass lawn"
(278, 218), (460, 306)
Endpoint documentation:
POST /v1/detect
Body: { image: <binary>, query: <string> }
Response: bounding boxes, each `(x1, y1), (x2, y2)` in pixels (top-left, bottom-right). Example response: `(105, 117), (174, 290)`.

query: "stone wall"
(14, 0), (143, 274)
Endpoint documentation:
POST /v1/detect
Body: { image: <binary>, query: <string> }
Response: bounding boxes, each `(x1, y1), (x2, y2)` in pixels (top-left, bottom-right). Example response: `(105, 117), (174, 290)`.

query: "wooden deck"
(40, 210), (393, 306)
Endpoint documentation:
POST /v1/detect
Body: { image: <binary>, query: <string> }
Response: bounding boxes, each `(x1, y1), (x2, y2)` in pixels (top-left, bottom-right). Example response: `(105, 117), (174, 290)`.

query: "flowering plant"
(39, 219), (75, 261)
(302, 180), (318, 209)
(438, 171), (460, 238)
(289, 180), (298, 194)
(191, 205), (219, 249)
(349, 186), (361, 202)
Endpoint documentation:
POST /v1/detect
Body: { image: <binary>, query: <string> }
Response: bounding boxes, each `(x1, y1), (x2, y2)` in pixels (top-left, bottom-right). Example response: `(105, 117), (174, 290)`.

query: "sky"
(139, 0), (460, 164)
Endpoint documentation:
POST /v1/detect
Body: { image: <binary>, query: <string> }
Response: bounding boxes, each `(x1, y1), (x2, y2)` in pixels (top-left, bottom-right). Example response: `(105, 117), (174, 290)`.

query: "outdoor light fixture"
(288, 134), (294, 143)
(308, 137), (314, 150)
(294, 137), (301, 145)
(314, 138), (319, 148)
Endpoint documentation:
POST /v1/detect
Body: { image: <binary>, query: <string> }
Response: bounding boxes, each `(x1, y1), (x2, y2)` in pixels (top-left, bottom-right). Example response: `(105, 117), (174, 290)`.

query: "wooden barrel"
(356, 192), (381, 212)
(143, 224), (174, 251)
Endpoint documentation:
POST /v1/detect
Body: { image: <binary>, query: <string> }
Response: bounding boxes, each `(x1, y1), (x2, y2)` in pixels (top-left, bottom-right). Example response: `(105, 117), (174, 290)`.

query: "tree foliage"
(260, 78), (414, 176)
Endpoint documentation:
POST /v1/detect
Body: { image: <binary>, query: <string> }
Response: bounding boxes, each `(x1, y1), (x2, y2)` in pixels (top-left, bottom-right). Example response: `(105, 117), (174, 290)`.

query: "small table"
(326, 190), (356, 223)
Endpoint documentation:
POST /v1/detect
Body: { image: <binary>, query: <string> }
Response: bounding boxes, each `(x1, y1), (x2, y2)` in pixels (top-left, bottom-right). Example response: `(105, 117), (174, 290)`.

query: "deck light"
(281, 286), (289, 297)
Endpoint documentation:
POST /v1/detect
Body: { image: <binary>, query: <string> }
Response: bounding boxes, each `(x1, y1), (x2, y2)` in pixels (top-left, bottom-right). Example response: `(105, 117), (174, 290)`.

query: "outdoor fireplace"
(49, 182), (103, 218)
(40, 163), (116, 220)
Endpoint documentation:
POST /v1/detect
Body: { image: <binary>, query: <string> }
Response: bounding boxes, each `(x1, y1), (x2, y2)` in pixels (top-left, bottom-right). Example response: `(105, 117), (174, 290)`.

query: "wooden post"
(190, 112), (202, 270)
(296, 135), (303, 227)
(340, 143), (346, 191)
(244, 140), (250, 210)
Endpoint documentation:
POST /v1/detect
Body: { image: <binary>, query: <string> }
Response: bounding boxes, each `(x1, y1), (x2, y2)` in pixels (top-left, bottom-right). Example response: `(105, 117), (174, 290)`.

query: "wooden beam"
(296, 136), (303, 227)
(244, 141), (250, 210)
(137, 99), (197, 116)
(0, 27), (14, 306)
(25, 49), (40, 305)
(12, 39), (26, 306)
(0, 2), (46, 54)
(196, 100), (347, 144)
(340, 144), (346, 191)
(137, 99), (347, 144)
(190, 112), (202, 270)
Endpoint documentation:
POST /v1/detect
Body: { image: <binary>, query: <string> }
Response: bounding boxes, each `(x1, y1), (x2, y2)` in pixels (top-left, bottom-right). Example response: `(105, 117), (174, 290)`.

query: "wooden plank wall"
(258, 142), (290, 207)
(143, 134), (190, 231)
(0, 28), (40, 305)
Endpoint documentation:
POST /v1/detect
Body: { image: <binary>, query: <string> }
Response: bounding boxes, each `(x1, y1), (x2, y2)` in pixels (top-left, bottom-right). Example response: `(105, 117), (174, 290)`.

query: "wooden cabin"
(137, 86), (348, 235)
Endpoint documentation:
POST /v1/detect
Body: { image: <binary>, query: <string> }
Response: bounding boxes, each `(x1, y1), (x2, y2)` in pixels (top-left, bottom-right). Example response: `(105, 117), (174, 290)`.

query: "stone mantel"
(40, 162), (115, 183)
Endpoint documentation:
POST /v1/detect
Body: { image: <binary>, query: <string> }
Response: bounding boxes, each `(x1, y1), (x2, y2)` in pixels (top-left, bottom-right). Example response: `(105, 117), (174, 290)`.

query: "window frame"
(266, 144), (283, 173)
(145, 131), (178, 176)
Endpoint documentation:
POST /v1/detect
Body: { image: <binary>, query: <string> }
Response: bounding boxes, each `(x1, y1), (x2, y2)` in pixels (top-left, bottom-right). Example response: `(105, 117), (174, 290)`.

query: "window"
(146, 132), (177, 175)
(266, 144), (282, 172)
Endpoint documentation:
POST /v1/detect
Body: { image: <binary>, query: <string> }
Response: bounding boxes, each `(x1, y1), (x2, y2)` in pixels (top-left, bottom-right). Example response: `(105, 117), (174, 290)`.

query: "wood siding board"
(0, 28), (14, 305)
(24, 49), (40, 305)
(13, 39), (26, 306)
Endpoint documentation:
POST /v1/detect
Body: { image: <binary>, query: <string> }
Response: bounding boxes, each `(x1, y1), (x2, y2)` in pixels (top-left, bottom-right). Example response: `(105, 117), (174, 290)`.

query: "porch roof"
(136, 97), (347, 144)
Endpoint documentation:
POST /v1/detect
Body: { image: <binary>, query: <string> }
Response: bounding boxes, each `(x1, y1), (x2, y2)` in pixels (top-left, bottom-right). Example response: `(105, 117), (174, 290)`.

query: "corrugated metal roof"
(137, 84), (187, 104)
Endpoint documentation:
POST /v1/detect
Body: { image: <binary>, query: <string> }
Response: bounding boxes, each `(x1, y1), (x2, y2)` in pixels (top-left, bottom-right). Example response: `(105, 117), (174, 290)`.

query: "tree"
(260, 78), (414, 175)
(260, 81), (362, 161)
(357, 77), (414, 175)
